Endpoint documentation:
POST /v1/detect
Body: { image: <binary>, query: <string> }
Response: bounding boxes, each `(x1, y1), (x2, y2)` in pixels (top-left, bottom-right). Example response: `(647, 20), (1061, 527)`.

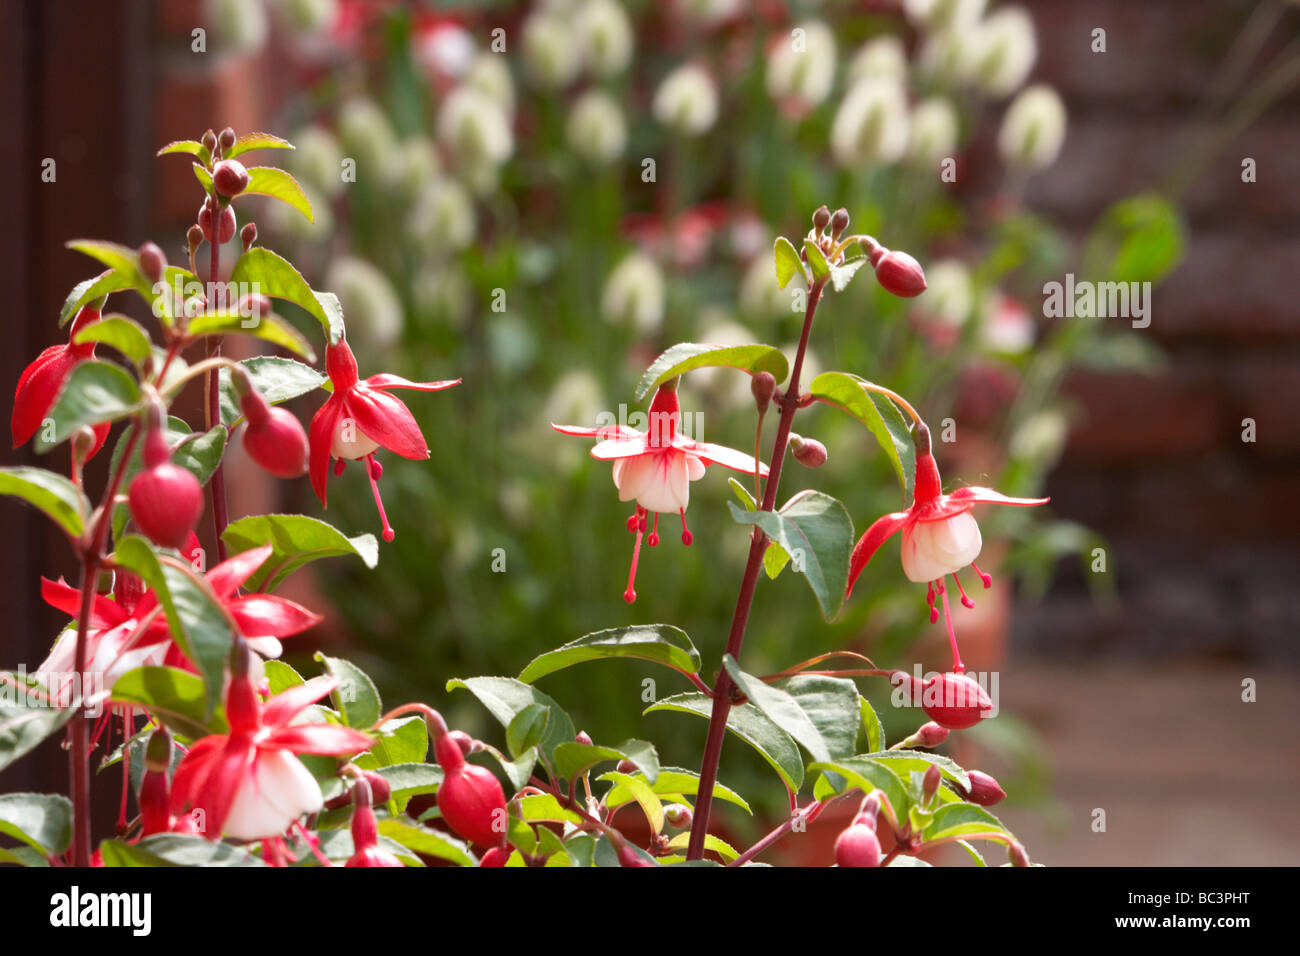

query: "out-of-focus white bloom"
(1010, 408), (1067, 463)
(326, 256), (404, 351)
(567, 90), (627, 165)
(740, 255), (795, 321)
(438, 85), (514, 173)
(338, 99), (401, 186)
(676, 0), (743, 27)
(393, 137), (441, 200)
(847, 35), (908, 85)
(522, 13), (583, 89)
(464, 53), (516, 116)
(998, 84), (1066, 171)
(903, 0), (986, 32)
(542, 370), (606, 434)
(766, 20), (837, 109)
(275, 0), (336, 32)
(906, 96), (960, 168)
(412, 266), (472, 329)
(653, 64), (719, 137)
(979, 292), (1035, 353)
(830, 78), (910, 167)
(578, 0), (634, 78)
(289, 125), (345, 198)
(601, 253), (665, 333)
(406, 179), (477, 254)
(917, 259), (973, 327)
(917, 28), (977, 86)
(415, 21), (477, 80)
(970, 6), (1037, 96)
(207, 0), (269, 52)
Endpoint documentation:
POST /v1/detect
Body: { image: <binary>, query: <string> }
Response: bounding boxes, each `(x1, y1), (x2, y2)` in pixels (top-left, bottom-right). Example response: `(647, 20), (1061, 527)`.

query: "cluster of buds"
(195, 128), (248, 249)
(803, 205), (927, 299)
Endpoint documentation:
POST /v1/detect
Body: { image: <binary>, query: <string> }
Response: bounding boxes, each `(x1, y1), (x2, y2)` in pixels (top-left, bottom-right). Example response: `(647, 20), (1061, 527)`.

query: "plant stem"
(205, 222), (229, 562)
(685, 278), (825, 861)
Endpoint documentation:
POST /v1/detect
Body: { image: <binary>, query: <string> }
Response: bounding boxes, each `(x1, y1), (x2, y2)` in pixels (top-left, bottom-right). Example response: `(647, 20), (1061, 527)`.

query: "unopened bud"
(751, 371), (776, 415)
(872, 248), (927, 298)
(791, 435), (827, 468)
(144, 726), (173, 773)
(218, 127), (237, 151)
(138, 241), (167, 284)
(664, 803), (693, 829)
(238, 293), (272, 320)
(921, 671), (993, 731)
(447, 729), (476, 756)
(240, 221), (258, 252)
(830, 207), (850, 238)
(915, 721), (950, 748)
(575, 730), (593, 747)
(964, 769), (1007, 807)
(187, 224), (204, 256)
(812, 205), (830, 232)
(201, 129), (217, 155)
(834, 821), (882, 867)
(71, 425), (98, 465)
(616, 759), (638, 775)
(479, 846), (511, 867)
(362, 770), (392, 805)
(212, 159), (250, 197)
(923, 764), (942, 800)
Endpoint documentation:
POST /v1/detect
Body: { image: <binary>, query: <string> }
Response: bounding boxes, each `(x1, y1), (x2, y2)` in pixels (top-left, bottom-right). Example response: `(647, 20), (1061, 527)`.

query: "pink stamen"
(680, 508), (693, 545)
(648, 513), (660, 547)
(333, 458), (346, 476)
(938, 581), (965, 674)
(926, 582), (939, 624)
(953, 573), (975, 609)
(368, 457), (384, 480)
(624, 520), (644, 604)
(626, 513), (639, 534)
(364, 453), (396, 542)
(117, 714), (131, 831)
(972, 562), (993, 588)
(294, 821), (333, 867)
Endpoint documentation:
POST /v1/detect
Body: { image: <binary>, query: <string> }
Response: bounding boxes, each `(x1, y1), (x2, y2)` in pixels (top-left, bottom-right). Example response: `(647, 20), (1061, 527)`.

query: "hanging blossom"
(553, 381), (768, 603)
(170, 641), (372, 843)
(308, 336), (460, 542)
(11, 305), (110, 460)
(844, 421), (1047, 671)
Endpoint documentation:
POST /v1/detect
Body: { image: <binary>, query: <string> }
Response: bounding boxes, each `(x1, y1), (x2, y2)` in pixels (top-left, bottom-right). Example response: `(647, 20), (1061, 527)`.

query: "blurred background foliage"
(208, 0), (1189, 823)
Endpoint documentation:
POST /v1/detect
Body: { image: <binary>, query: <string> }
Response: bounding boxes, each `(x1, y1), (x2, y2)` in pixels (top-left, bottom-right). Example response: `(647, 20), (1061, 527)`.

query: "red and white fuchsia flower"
(553, 381), (769, 602)
(170, 641), (371, 842)
(11, 305), (110, 460)
(846, 421), (1047, 671)
(308, 336), (460, 542)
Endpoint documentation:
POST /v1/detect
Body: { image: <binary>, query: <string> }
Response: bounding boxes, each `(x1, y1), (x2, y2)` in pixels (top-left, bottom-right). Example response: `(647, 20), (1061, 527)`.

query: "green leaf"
(35, 360), (140, 453)
(358, 716), (427, 768)
(110, 666), (228, 740)
(226, 131), (295, 160)
(803, 238), (830, 281)
(187, 309), (316, 361)
(59, 270), (134, 327)
(193, 162), (213, 192)
(99, 834), (264, 867)
(763, 541), (792, 579)
(728, 477), (758, 511)
(808, 757), (911, 829)
(666, 831), (739, 862)
(373, 763), (443, 811)
(921, 803), (1016, 846)
(156, 139), (210, 163)
(603, 767), (750, 815)
(828, 255), (869, 293)
(870, 750), (970, 791)
(723, 657), (833, 763)
(0, 676), (76, 773)
(217, 356), (326, 428)
(64, 240), (166, 319)
(478, 743), (537, 792)
(646, 693), (803, 792)
(229, 247), (344, 344)
(595, 771), (664, 833)
(243, 166), (314, 223)
(221, 513), (379, 591)
(73, 314), (153, 363)
(446, 677), (575, 765)
(517, 794), (583, 825)
(553, 739), (659, 784)
(376, 818), (475, 866)
(1083, 193), (1186, 286)
(860, 696), (886, 753)
(314, 653), (381, 729)
(634, 342), (790, 401)
(111, 536), (236, 718)
(773, 236), (806, 289)
(264, 659), (305, 696)
(809, 371), (915, 497)
(727, 490), (854, 620)
(506, 703), (550, 758)
(0, 793), (73, 857)
(772, 674), (860, 761)
(518, 624), (701, 683)
(0, 467), (90, 537)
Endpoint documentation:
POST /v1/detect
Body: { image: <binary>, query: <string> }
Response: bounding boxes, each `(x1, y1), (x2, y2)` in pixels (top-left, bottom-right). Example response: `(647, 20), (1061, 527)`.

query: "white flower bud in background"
(653, 64), (719, 137)
(567, 90), (628, 165)
(601, 252), (665, 333)
(978, 292), (1035, 353)
(970, 6), (1038, 97)
(847, 35), (908, 86)
(766, 20), (837, 110)
(1010, 408), (1068, 463)
(325, 257), (403, 352)
(906, 96), (960, 168)
(437, 85), (514, 178)
(739, 255), (794, 321)
(998, 84), (1066, 171)
(273, 0), (337, 32)
(406, 179), (477, 254)
(206, 0), (269, 52)
(289, 125), (345, 199)
(830, 78), (910, 167)
(916, 259), (973, 327)
(393, 137), (441, 201)
(523, 13), (583, 90)
(903, 0), (986, 32)
(412, 266), (472, 330)
(464, 53), (516, 116)
(578, 0), (634, 78)
(917, 28), (976, 87)
(338, 98), (401, 186)
(414, 21), (477, 81)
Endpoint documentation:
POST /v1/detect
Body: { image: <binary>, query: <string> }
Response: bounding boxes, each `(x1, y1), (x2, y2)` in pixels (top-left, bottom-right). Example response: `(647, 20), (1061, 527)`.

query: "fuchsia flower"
(553, 382), (768, 603)
(308, 337), (460, 542)
(170, 643), (372, 842)
(845, 421), (1047, 670)
(11, 305), (109, 460)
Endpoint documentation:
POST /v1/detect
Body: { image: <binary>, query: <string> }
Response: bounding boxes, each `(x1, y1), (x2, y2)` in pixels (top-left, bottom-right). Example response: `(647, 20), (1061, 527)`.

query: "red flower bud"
(791, 435), (827, 468)
(751, 371), (776, 415)
(915, 721), (950, 748)
(240, 222), (258, 252)
(217, 127), (237, 151)
(138, 728), (173, 837)
(964, 769), (1007, 807)
(812, 205), (831, 232)
(922, 764), (942, 800)
(920, 672), (993, 731)
(240, 390), (309, 479)
(834, 822), (882, 867)
(213, 159), (250, 197)
(830, 207), (850, 239)
(363, 770), (392, 806)
(139, 242), (167, 284)
(201, 130), (218, 154)
(128, 428), (204, 549)
(615, 840), (657, 867)
(447, 729), (476, 756)
(664, 803), (693, 829)
(1009, 842), (1031, 867)
(615, 759), (638, 775)
(435, 733), (506, 846)
(871, 249), (927, 298)
(575, 730), (593, 747)
(479, 846), (511, 867)
(197, 200), (237, 245)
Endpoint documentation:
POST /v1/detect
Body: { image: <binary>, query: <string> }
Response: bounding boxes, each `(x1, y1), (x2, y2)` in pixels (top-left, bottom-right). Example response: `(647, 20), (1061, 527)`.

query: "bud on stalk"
(212, 159), (250, 197)
(434, 729), (507, 847)
(138, 242), (167, 284)
(790, 434), (827, 468)
(751, 371), (776, 415)
(963, 769), (1007, 807)
(812, 205), (831, 233)
(915, 721), (950, 748)
(864, 241), (927, 298)
(834, 820), (882, 867)
(235, 368), (309, 478)
(197, 199), (237, 245)
(240, 222), (258, 252)
(128, 409), (204, 550)
(664, 803), (693, 829)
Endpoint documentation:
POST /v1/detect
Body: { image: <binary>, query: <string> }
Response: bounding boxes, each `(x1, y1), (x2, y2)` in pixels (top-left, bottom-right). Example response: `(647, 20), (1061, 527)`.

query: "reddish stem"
(204, 215), (229, 563)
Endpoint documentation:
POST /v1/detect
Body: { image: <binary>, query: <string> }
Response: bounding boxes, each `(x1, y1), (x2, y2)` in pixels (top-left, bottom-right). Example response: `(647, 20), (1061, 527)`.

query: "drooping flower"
(553, 382), (768, 602)
(11, 305), (109, 459)
(170, 642), (372, 842)
(433, 727), (507, 847)
(345, 778), (404, 867)
(845, 421), (1046, 670)
(307, 336), (460, 541)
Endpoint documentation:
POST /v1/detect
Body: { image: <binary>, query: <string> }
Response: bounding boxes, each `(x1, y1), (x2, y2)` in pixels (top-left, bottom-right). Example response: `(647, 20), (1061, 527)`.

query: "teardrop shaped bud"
(921, 672), (993, 731)
(830, 207), (850, 239)
(575, 730), (593, 747)
(834, 822), (882, 867)
(241, 398), (309, 478)
(812, 205), (831, 232)
(964, 769), (1007, 807)
(791, 435), (828, 468)
(872, 249), (927, 298)
(436, 762), (507, 847)
(240, 222), (258, 252)
(201, 129), (218, 154)
(218, 127), (237, 151)
(915, 721), (950, 748)
(213, 159), (250, 197)
(922, 764), (942, 800)
(664, 803), (693, 829)
(139, 242), (167, 284)
(128, 428), (204, 550)
(751, 371), (776, 415)
(479, 846), (511, 867)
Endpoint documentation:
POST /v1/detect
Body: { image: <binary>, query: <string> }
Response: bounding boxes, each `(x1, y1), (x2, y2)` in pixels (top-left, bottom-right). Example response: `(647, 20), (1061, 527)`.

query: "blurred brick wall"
(1004, 0), (1300, 662)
